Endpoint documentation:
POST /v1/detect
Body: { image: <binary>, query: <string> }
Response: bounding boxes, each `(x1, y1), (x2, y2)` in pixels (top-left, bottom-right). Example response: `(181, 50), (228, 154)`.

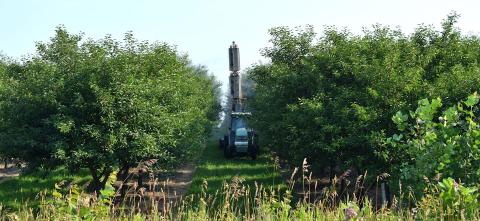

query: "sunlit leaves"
(415, 97), (442, 122)
(388, 93), (480, 194)
(0, 27), (221, 190)
(249, 13), (480, 178)
(464, 92), (479, 107)
(392, 111), (408, 131)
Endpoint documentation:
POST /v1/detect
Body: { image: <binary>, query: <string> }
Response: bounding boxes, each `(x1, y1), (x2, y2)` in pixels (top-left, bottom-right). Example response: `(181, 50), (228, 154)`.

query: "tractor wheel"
(219, 138), (224, 149)
(249, 144), (258, 160)
(224, 145), (233, 158)
(224, 137), (233, 158)
(249, 133), (259, 160)
(250, 151), (257, 160)
(223, 135), (228, 148)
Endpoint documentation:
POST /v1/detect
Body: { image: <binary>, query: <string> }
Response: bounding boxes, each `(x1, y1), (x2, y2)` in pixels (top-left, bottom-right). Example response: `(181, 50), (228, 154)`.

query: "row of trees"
(0, 27), (221, 191)
(248, 13), (480, 191)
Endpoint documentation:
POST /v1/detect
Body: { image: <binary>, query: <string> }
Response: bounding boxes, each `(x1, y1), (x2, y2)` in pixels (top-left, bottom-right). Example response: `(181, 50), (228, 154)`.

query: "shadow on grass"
(188, 142), (286, 195)
(0, 167), (90, 211)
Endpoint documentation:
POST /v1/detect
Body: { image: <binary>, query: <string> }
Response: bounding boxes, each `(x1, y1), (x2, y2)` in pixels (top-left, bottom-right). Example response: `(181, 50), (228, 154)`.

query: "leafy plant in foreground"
(417, 178), (479, 219)
(387, 92), (480, 194)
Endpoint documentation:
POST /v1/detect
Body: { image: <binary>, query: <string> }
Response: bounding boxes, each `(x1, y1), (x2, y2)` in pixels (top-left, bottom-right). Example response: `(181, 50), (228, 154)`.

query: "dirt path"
(0, 165), (21, 184)
(114, 163), (196, 213)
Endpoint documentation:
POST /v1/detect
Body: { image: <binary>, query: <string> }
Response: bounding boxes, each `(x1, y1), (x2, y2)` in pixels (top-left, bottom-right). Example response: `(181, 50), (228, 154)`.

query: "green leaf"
(392, 134), (403, 141)
(415, 97), (442, 121)
(464, 92), (479, 107)
(100, 184), (115, 199)
(133, 213), (144, 221)
(52, 190), (62, 199)
(392, 111), (408, 131)
(443, 107), (458, 123)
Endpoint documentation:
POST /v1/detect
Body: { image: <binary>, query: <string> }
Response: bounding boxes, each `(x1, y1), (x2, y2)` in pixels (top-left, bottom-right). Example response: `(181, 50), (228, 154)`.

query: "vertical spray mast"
(220, 41), (259, 160)
(229, 41), (242, 111)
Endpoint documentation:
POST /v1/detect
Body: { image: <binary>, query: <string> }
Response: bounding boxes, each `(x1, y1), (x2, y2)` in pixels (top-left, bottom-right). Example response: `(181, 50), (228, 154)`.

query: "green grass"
(1, 143), (478, 220)
(0, 167), (90, 210)
(188, 141), (286, 194)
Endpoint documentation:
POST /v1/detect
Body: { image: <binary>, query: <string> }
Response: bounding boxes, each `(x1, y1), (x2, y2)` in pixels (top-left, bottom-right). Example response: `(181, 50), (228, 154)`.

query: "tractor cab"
(220, 112), (259, 159)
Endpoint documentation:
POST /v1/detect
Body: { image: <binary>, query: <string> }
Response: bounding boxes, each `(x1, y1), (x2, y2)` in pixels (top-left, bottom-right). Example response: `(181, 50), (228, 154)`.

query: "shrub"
(417, 178), (479, 219)
(0, 27), (221, 191)
(386, 92), (480, 193)
(248, 13), (480, 175)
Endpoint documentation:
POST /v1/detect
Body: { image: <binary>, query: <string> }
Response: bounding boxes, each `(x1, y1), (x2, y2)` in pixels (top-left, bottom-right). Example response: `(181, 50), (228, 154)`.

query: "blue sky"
(1, 0), (479, 93)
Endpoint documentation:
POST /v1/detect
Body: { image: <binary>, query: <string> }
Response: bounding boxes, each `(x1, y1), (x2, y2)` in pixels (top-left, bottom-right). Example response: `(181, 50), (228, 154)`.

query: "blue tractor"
(219, 41), (259, 159)
(220, 112), (259, 159)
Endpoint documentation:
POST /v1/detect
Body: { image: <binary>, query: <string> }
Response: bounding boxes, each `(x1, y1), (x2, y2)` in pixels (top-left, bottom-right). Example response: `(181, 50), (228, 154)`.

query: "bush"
(417, 178), (479, 219)
(0, 27), (221, 191)
(386, 92), (480, 193)
(248, 13), (480, 175)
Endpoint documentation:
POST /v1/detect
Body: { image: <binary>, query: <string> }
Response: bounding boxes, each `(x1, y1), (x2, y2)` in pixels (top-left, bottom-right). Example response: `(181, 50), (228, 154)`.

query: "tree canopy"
(0, 27), (221, 191)
(248, 13), (480, 177)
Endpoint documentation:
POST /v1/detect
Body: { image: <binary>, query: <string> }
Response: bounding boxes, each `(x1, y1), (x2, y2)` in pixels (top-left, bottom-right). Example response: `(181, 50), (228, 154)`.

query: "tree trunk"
(100, 169), (112, 188)
(117, 164), (131, 181)
(88, 167), (111, 193)
(4, 158), (8, 169)
(89, 178), (103, 193)
(329, 158), (336, 179)
(88, 167), (100, 193)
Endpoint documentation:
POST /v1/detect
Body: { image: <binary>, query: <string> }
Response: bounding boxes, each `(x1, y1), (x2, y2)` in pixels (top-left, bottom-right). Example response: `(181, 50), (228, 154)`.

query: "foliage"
(248, 13), (480, 175)
(0, 27), (221, 191)
(2, 151), (479, 220)
(386, 93), (480, 193)
(45, 171), (117, 220)
(0, 56), (18, 162)
(417, 178), (479, 219)
(4, 171), (480, 220)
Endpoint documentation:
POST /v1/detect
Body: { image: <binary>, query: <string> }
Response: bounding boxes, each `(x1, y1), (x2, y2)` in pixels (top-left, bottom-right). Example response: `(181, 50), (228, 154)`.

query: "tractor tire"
(248, 142), (258, 160)
(224, 137), (233, 158)
(219, 137), (225, 149)
(249, 132), (259, 160)
(249, 143), (258, 160)
(224, 135), (228, 148)
(224, 145), (233, 158)
(250, 150), (257, 160)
